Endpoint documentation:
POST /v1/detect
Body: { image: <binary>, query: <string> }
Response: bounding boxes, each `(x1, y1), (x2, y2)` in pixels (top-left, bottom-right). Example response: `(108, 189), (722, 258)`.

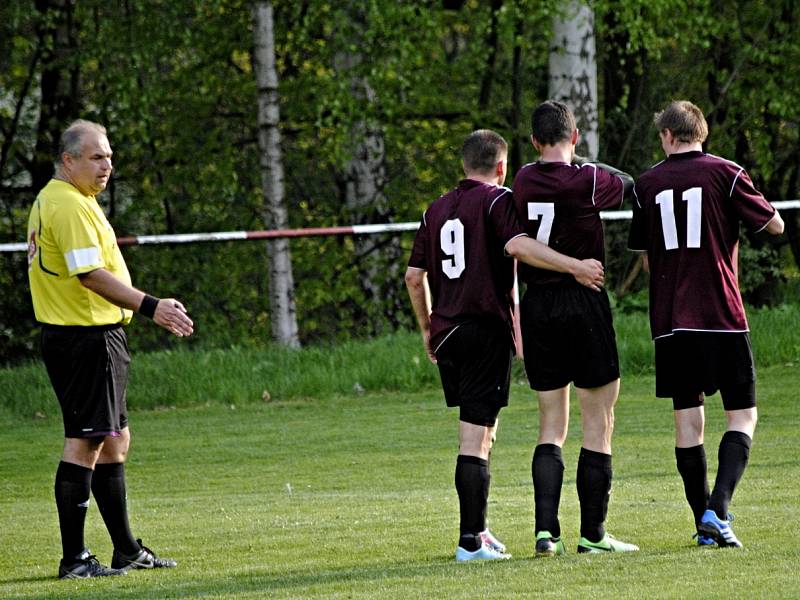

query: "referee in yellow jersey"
(27, 119), (194, 579)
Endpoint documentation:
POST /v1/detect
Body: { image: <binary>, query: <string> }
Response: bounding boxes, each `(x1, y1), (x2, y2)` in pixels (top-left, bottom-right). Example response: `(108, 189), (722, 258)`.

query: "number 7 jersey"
(511, 161), (626, 286)
(629, 151), (777, 339)
(407, 179), (526, 350)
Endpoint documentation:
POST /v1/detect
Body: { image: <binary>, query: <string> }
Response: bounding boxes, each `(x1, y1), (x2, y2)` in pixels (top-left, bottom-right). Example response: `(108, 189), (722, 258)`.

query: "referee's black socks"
(675, 444), (710, 527)
(55, 461), (93, 561)
(576, 448), (612, 543)
(532, 444), (564, 538)
(455, 455), (490, 551)
(709, 431), (752, 519)
(92, 462), (140, 556)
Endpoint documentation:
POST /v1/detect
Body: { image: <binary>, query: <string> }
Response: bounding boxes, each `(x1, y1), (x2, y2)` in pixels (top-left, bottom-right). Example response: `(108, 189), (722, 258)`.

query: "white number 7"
(527, 202), (555, 245)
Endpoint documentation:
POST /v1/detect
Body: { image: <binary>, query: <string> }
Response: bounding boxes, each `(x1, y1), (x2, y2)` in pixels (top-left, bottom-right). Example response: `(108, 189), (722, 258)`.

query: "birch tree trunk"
(343, 88), (405, 335)
(548, 1), (598, 159)
(337, 5), (405, 335)
(253, 1), (300, 348)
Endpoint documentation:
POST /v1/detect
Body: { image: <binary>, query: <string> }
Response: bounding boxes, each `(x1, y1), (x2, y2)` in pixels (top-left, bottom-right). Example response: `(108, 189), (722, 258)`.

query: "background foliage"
(1, 0), (798, 364)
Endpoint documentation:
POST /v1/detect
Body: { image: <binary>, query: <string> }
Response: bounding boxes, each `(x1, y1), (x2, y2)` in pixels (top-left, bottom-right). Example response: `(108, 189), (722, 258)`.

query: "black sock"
(91, 463), (139, 556)
(576, 448), (612, 543)
(455, 455), (489, 551)
(709, 431), (752, 519)
(675, 445), (709, 527)
(532, 444), (564, 538)
(55, 461), (93, 561)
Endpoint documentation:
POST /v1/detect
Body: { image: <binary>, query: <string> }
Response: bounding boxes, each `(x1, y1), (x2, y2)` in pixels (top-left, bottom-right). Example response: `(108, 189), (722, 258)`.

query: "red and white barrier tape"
(2, 201), (798, 253)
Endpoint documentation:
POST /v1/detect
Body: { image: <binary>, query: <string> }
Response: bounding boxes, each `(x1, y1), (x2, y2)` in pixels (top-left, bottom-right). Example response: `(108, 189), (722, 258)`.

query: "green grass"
(2, 305), (798, 417)
(1, 366), (800, 599)
(0, 331), (442, 417)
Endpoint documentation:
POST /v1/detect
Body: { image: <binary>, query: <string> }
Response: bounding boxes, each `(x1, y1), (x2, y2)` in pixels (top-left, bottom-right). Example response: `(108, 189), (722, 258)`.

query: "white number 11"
(655, 187), (702, 249)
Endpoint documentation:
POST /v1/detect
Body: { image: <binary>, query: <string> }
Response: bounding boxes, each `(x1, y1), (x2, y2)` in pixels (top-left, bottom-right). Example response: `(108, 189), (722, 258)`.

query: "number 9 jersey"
(629, 151), (777, 340)
(407, 179), (526, 351)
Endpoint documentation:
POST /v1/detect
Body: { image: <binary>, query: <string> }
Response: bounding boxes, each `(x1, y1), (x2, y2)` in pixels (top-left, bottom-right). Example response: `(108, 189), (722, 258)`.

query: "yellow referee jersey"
(27, 179), (133, 326)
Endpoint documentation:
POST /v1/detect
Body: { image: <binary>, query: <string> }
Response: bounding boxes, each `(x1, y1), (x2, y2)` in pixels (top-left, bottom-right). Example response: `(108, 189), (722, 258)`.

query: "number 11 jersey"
(629, 151), (777, 339)
(407, 179), (526, 350)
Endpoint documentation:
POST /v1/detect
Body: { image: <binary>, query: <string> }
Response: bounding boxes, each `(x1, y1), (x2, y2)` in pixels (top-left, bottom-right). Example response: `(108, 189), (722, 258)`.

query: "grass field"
(2, 305), (798, 417)
(1, 362), (799, 598)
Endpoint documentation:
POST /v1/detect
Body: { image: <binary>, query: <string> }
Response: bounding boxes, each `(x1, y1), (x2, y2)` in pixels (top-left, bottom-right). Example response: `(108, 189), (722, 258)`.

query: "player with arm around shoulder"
(629, 100), (783, 548)
(512, 100), (639, 556)
(27, 119), (193, 579)
(404, 129), (603, 562)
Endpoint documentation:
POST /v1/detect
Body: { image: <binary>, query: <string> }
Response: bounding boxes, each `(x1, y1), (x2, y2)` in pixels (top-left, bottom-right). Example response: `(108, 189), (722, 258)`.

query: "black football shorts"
(434, 318), (514, 427)
(520, 282), (619, 391)
(41, 324), (130, 438)
(655, 331), (756, 410)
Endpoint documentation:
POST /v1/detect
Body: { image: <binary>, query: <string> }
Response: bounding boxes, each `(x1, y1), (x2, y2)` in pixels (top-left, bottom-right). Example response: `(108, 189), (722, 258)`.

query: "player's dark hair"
(531, 100), (576, 146)
(654, 101), (708, 144)
(57, 119), (107, 164)
(461, 129), (508, 174)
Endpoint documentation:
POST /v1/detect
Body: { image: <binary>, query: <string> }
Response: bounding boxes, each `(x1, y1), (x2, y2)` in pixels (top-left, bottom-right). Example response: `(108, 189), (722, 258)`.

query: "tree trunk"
(253, 1), (300, 348)
(32, 0), (81, 192)
(337, 5), (405, 335)
(476, 0), (502, 121)
(548, 1), (598, 159)
(344, 111), (406, 334)
(510, 11), (524, 175)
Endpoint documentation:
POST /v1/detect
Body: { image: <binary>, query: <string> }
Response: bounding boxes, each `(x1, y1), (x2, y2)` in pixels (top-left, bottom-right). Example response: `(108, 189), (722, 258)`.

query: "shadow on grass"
(3, 574), (56, 585)
(3, 555), (513, 599)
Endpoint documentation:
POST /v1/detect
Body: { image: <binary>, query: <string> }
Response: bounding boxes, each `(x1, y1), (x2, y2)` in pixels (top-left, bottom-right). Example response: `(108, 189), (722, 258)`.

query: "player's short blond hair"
(654, 101), (708, 144)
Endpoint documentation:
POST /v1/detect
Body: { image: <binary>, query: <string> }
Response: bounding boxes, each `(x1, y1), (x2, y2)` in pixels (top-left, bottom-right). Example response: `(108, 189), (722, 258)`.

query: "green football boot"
(577, 533), (639, 553)
(535, 531), (566, 557)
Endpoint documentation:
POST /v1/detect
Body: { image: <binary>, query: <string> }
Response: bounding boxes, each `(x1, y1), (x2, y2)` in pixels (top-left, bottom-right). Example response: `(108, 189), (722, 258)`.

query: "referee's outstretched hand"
(153, 299), (194, 337)
(573, 258), (605, 292)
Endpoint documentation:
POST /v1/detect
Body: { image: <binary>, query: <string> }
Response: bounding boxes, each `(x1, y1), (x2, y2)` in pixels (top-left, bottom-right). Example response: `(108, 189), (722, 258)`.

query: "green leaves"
(0, 0), (797, 363)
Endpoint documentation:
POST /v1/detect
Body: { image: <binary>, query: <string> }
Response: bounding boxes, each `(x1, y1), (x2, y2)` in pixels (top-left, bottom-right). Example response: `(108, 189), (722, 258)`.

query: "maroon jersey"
(512, 161), (625, 285)
(407, 179), (526, 349)
(629, 151), (776, 339)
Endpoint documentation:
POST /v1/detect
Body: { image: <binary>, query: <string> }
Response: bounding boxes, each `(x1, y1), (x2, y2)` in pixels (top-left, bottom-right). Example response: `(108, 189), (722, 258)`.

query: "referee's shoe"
(112, 539), (178, 570)
(59, 549), (127, 579)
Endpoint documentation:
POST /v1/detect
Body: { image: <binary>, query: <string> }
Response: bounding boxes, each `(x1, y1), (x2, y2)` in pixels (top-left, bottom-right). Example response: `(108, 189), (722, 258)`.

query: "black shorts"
(520, 282), (619, 391)
(434, 318), (514, 427)
(655, 331), (756, 411)
(41, 324), (130, 438)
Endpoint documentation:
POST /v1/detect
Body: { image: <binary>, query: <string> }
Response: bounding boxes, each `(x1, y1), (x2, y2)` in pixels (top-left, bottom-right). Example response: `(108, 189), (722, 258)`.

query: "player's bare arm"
(404, 266), (436, 364)
(505, 236), (604, 291)
(78, 268), (194, 337)
(635, 250), (649, 273)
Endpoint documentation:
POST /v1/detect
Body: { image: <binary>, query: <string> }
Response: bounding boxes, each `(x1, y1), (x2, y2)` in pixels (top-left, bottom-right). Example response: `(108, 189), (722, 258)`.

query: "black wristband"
(139, 294), (160, 319)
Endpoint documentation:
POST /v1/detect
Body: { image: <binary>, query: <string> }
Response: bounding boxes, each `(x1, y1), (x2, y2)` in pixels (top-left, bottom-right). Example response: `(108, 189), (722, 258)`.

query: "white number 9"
(440, 218), (465, 279)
